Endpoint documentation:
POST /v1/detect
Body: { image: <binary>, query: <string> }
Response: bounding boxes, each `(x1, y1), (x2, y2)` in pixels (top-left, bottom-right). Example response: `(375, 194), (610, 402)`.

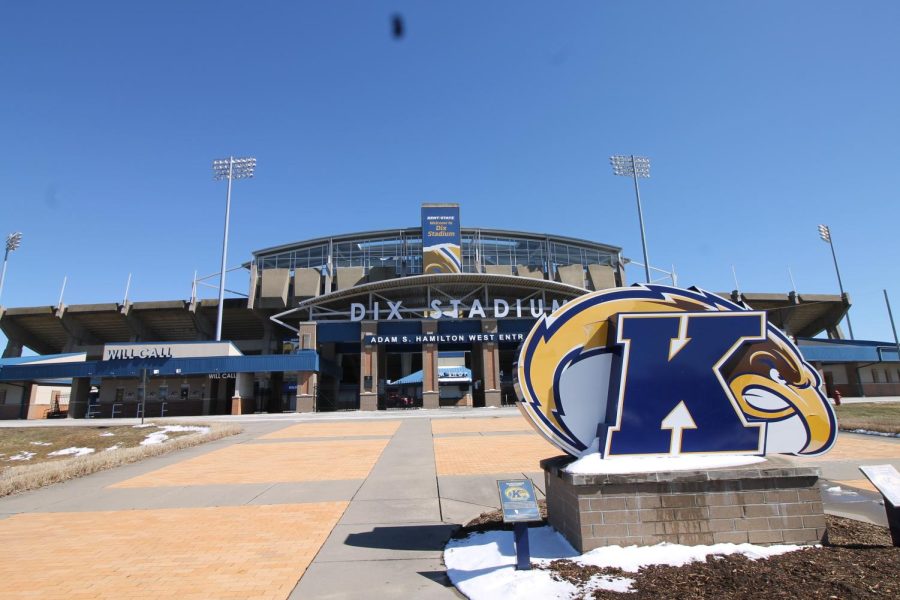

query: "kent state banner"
(421, 204), (462, 274)
(515, 285), (837, 459)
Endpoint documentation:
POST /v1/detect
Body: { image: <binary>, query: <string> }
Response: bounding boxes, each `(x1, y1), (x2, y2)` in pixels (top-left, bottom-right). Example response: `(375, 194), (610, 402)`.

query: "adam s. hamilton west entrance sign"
(516, 285), (838, 458)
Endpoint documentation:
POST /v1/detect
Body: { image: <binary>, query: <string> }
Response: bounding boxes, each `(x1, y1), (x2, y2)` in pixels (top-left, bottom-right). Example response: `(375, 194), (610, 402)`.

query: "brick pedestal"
(541, 456), (827, 551)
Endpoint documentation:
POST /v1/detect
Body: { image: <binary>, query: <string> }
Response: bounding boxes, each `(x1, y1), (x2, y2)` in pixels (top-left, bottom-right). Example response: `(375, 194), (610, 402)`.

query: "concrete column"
(401, 352), (412, 377)
(482, 319), (502, 407)
(359, 321), (378, 411)
(68, 377), (91, 419)
(255, 373), (271, 413)
(296, 322), (318, 412)
(422, 321), (439, 409)
(19, 383), (34, 420)
(231, 372), (254, 415)
(319, 342), (339, 406)
(296, 371), (316, 412)
(200, 379), (211, 415)
(845, 364), (864, 397)
(2, 340), (23, 359)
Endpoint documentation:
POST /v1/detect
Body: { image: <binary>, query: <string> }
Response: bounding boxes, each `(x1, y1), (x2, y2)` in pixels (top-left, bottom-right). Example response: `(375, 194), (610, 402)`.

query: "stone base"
(483, 389), (502, 408)
(230, 396), (253, 415)
(359, 393), (378, 411)
(422, 391), (439, 410)
(296, 394), (314, 413)
(541, 456), (827, 551)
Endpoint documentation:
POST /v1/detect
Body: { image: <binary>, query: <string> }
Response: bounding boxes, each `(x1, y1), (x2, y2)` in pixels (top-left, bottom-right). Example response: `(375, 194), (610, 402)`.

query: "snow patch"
(132, 423), (156, 428)
(141, 432), (169, 445)
(9, 451), (36, 461)
(576, 540), (803, 571)
(30, 441), (52, 446)
(99, 432), (116, 437)
(825, 486), (858, 496)
(564, 453), (766, 474)
(446, 528), (582, 599)
(445, 526), (805, 599)
(105, 444), (122, 452)
(48, 447), (95, 457)
(848, 429), (900, 438)
(140, 425), (210, 446)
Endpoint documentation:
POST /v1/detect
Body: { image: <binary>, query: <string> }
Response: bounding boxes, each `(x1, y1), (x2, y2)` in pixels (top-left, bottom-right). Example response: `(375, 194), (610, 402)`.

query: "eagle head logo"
(515, 284), (836, 458)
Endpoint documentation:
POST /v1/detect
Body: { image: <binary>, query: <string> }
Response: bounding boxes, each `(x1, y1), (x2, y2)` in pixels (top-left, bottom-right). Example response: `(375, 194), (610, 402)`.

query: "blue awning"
(798, 339), (900, 363)
(0, 351), (319, 382)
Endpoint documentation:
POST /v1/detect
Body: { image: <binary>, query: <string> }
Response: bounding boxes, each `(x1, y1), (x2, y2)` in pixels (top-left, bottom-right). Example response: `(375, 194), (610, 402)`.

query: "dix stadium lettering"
(349, 298), (564, 321)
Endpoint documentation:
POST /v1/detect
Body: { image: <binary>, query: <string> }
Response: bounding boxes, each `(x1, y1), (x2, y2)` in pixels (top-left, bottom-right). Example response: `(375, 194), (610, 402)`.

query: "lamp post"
(0, 232), (22, 304)
(818, 224), (854, 340)
(611, 155), (652, 283)
(212, 157), (256, 341)
(884, 290), (900, 364)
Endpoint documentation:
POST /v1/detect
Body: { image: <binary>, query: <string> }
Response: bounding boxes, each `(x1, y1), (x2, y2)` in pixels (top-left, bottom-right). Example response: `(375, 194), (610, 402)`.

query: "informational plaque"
(859, 464), (900, 507)
(497, 479), (541, 523)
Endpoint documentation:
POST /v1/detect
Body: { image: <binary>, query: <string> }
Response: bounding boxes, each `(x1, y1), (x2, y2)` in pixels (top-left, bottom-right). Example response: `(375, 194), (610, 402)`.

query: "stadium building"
(0, 204), (879, 421)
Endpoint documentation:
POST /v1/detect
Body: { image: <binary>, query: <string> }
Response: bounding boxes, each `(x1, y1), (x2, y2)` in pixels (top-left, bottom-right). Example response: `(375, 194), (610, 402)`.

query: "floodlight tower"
(611, 155), (652, 283)
(212, 157), (256, 341)
(0, 232), (22, 304)
(818, 224), (854, 340)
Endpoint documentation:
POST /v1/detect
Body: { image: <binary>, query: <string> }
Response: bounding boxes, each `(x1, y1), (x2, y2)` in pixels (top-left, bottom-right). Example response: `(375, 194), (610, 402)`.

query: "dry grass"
(0, 424), (207, 467)
(0, 422), (241, 498)
(835, 402), (900, 434)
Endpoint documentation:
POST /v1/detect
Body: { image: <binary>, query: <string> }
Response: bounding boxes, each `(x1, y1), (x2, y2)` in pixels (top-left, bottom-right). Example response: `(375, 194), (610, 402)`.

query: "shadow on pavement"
(344, 524), (458, 551)
(416, 570), (455, 588)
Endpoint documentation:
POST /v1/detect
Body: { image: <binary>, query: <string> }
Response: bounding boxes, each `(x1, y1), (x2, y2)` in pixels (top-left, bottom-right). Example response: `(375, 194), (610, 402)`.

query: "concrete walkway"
(0, 408), (898, 599)
(291, 419), (458, 599)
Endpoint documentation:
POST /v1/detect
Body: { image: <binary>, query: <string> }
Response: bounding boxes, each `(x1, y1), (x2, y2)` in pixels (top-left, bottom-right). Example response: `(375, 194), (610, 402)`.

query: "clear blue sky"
(2, 1), (899, 349)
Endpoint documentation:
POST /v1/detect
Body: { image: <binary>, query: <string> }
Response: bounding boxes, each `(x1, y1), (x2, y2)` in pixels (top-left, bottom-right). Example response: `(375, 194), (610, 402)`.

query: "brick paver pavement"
(3, 408), (897, 599)
(111, 439), (390, 488)
(790, 433), (900, 461)
(833, 478), (878, 492)
(0, 502), (347, 600)
(260, 420), (400, 440)
(433, 432), (560, 475)
(430, 416), (531, 435)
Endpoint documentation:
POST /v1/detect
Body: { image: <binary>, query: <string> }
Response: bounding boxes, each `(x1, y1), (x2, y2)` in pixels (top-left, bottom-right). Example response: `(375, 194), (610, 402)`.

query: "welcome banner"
(422, 203), (461, 274)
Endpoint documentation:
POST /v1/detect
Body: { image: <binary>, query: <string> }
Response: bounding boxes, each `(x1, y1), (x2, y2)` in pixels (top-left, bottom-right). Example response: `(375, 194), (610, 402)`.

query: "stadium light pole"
(0, 232), (23, 304)
(212, 157), (256, 341)
(611, 155), (652, 283)
(818, 224), (854, 340)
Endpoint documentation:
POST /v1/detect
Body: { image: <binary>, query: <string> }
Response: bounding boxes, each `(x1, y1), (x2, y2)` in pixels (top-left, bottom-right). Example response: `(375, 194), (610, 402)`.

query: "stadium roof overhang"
(0, 285), (850, 354)
(269, 276), (849, 336)
(731, 292), (851, 339)
(0, 299), (271, 356)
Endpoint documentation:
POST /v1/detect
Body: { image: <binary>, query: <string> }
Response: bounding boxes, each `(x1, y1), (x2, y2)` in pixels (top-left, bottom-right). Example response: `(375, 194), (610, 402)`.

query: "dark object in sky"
(392, 14), (404, 39)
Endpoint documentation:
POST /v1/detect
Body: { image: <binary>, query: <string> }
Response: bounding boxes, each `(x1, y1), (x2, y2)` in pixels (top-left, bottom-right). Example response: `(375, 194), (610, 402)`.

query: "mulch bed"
(456, 503), (899, 599)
